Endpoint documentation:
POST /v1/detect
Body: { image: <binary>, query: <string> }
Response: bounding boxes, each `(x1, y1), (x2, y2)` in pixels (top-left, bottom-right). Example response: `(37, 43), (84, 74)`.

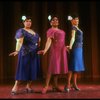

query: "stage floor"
(0, 81), (100, 99)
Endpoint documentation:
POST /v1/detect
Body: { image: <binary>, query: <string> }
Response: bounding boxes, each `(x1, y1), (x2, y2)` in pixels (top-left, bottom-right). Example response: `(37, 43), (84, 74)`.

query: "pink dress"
(47, 28), (68, 74)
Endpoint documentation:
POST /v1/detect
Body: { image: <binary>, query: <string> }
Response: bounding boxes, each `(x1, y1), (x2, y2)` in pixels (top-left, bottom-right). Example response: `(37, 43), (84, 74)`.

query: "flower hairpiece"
(22, 15), (26, 21)
(48, 15), (52, 21)
(68, 16), (73, 21)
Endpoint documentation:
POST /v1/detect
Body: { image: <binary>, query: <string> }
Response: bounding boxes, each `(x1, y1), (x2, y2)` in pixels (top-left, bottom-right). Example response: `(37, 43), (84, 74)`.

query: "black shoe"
(25, 88), (34, 93)
(52, 87), (62, 92)
(64, 86), (70, 92)
(73, 87), (80, 91)
(71, 85), (80, 91)
(11, 91), (18, 95)
(28, 89), (34, 93)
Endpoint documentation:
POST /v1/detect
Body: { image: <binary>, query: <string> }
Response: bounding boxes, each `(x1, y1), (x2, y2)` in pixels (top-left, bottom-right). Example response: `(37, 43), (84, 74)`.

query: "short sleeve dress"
(69, 26), (85, 72)
(15, 28), (42, 80)
(46, 28), (68, 74)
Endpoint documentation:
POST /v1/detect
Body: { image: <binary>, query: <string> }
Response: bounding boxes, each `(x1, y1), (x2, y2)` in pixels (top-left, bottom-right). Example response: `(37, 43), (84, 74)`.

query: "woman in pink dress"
(38, 15), (68, 94)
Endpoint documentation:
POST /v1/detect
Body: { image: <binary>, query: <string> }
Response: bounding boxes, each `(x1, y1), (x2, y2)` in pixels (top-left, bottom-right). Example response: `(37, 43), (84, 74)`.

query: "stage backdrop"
(0, 1), (100, 84)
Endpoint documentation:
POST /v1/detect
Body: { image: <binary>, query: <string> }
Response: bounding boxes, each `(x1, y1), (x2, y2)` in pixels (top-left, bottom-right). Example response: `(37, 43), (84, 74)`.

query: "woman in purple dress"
(9, 16), (42, 95)
(38, 15), (68, 94)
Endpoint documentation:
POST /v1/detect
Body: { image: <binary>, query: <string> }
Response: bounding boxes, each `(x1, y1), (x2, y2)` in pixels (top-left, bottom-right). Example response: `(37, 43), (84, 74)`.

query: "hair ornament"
(48, 15), (52, 21)
(68, 16), (73, 21)
(22, 15), (26, 21)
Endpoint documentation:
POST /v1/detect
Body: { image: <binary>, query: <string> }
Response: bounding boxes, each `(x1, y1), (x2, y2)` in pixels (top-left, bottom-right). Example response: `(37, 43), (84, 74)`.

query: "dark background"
(0, 1), (100, 84)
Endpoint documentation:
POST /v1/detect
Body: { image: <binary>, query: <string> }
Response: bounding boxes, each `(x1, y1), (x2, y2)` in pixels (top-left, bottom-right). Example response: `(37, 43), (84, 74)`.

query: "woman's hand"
(37, 50), (44, 55)
(9, 51), (18, 56)
(66, 46), (69, 50)
(66, 46), (72, 53)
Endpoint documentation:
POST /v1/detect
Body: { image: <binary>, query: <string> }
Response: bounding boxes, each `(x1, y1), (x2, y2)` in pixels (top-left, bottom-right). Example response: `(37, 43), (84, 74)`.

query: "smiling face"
(50, 17), (59, 28)
(23, 19), (32, 28)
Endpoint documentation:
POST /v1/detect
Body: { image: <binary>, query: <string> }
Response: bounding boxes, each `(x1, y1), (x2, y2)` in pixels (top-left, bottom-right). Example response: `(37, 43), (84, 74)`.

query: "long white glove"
(69, 30), (75, 49)
(9, 37), (23, 56)
(15, 37), (23, 51)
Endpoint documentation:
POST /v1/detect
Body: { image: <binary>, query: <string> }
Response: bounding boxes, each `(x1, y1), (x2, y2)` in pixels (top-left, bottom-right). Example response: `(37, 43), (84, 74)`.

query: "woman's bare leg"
(42, 73), (51, 93)
(12, 80), (20, 92)
(73, 72), (80, 90)
(67, 71), (72, 88)
(64, 71), (72, 92)
(52, 75), (58, 88)
(52, 75), (62, 92)
(26, 81), (32, 89)
(25, 81), (34, 93)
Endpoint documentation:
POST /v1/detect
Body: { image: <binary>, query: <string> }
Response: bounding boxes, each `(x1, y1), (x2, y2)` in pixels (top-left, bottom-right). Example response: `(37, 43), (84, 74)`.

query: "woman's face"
(23, 19), (32, 28)
(71, 17), (79, 26)
(50, 17), (59, 27)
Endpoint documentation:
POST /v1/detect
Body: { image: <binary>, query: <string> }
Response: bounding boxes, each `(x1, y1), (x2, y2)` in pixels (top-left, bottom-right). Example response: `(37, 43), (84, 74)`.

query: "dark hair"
(48, 14), (59, 22)
(72, 13), (79, 19)
(70, 13), (79, 19)
(26, 16), (32, 20)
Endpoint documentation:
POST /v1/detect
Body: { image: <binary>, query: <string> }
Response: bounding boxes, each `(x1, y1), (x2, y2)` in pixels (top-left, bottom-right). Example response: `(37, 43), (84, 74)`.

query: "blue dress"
(15, 28), (42, 80)
(69, 26), (85, 72)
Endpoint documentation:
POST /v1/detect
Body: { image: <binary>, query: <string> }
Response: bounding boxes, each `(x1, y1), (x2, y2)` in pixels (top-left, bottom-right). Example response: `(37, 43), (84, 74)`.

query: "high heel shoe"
(24, 88), (34, 93)
(64, 86), (70, 92)
(73, 86), (80, 91)
(11, 91), (18, 95)
(72, 85), (80, 91)
(52, 87), (62, 92)
(42, 87), (48, 94)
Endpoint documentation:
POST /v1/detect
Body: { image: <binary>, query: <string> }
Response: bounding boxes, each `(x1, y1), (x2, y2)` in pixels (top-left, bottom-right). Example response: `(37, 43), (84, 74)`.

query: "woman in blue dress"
(64, 14), (85, 92)
(9, 16), (42, 94)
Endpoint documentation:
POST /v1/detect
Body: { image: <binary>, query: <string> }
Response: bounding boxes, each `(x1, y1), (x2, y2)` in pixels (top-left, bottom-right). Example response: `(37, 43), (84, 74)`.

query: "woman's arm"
(38, 37), (41, 47)
(43, 37), (52, 55)
(9, 37), (24, 56)
(69, 30), (76, 49)
(16, 37), (24, 51)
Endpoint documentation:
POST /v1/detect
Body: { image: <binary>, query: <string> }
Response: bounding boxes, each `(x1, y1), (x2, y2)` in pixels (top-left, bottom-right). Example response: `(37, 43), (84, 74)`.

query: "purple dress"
(15, 28), (42, 80)
(46, 28), (68, 74)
